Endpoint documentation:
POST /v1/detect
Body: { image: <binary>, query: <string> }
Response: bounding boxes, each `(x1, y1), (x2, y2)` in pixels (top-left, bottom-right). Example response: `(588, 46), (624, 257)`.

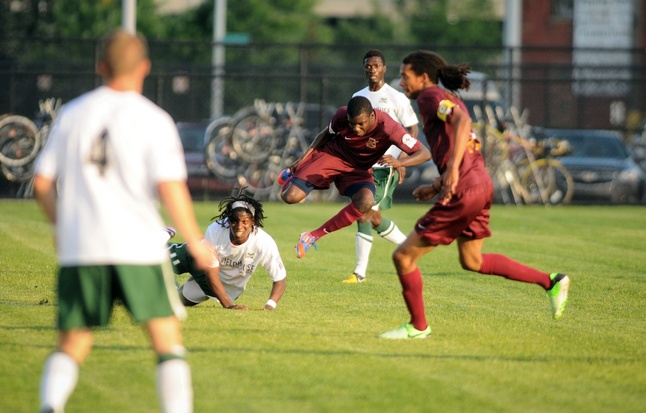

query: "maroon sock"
(400, 267), (428, 331)
(479, 253), (551, 289)
(310, 203), (364, 239)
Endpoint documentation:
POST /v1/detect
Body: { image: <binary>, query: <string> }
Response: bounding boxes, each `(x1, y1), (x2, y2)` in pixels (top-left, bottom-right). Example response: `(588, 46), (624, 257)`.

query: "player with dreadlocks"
(168, 188), (287, 310)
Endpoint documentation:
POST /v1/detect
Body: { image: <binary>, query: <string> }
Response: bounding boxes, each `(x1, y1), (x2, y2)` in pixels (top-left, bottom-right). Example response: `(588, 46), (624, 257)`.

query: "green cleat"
(379, 323), (431, 339)
(547, 273), (570, 319)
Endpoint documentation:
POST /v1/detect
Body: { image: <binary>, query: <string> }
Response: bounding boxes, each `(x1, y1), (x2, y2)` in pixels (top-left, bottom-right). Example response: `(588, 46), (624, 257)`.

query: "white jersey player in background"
(169, 191), (287, 311)
(344, 49), (420, 284)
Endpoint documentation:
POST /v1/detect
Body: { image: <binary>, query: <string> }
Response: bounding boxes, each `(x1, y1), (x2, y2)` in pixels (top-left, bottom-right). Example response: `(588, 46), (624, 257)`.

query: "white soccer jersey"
(35, 86), (187, 265)
(353, 83), (419, 165)
(203, 221), (286, 301)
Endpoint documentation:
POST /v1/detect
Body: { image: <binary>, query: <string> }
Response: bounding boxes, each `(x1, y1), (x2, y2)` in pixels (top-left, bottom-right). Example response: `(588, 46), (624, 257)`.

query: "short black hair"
(363, 49), (385, 65)
(347, 96), (373, 118)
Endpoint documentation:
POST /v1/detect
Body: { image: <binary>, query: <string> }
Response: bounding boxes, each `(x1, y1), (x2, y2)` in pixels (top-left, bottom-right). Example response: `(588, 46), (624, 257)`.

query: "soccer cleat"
(164, 226), (177, 240)
(547, 273), (570, 319)
(378, 323), (431, 339)
(277, 168), (292, 185)
(295, 232), (318, 258)
(342, 273), (365, 283)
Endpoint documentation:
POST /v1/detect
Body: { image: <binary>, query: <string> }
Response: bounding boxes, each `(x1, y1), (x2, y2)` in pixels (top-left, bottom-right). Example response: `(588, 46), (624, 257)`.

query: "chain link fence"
(2, 37), (646, 200)
(3, 37), (646, 132)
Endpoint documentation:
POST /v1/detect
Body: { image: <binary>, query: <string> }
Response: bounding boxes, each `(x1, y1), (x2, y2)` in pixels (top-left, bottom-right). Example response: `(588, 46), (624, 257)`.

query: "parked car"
(544, 128), (646, 204)
(176, 121), (233, 199)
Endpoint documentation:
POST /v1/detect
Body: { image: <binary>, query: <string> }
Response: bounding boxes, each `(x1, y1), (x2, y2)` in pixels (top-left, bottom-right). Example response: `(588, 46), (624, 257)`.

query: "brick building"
(518, 0), (646, 131)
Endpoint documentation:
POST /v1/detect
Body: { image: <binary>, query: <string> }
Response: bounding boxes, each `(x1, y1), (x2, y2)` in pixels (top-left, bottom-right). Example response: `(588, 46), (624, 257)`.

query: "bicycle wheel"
(519, 158), (574, 205)
(0, 115), (41, 167)
(230, 111), (280, 163)
(1, 161), (35, 183)
(479, 127), (507, 177)
(203, 116), (240, 180)
(236, 156), (282, 201)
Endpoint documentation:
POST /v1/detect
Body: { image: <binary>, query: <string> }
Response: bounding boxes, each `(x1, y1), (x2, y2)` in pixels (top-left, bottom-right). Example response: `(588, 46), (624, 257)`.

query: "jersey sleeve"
(203, 223), (224, 268)
(437, 99), (458, 123)
(147, 110), (187, 183)
(394, 93), (419, 129)
(34, 113), (65, 180)
(384, 115), (423, 155)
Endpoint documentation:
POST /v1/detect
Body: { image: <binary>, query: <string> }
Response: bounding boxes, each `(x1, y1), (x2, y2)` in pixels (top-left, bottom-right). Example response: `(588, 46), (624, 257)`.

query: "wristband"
(265, 299), (277, 309)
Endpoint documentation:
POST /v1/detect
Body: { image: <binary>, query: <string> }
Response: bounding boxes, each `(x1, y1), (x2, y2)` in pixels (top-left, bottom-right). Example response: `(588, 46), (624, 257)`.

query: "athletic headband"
(231, 201), (255, 216)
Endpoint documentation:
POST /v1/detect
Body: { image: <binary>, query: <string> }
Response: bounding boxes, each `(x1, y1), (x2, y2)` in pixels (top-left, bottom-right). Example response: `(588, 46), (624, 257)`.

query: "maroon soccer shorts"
(293, 149), (374, 196)
(414, 180), (494, 246)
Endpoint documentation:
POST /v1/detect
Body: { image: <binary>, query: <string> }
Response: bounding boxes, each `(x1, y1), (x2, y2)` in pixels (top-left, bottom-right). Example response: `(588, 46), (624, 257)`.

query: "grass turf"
(1, 200), (645, 412)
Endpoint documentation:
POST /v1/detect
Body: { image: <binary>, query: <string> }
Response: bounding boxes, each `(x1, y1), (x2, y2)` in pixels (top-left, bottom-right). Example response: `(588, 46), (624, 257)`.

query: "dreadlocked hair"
(212, 187), (266, 228)
(438, 63), (471, 92)
(402, 50), (471, 92)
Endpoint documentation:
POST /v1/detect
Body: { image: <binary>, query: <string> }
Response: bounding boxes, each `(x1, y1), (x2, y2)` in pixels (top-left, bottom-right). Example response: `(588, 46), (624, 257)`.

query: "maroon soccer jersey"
(416, 87), (489, 190)
(324, 107), (423, 170)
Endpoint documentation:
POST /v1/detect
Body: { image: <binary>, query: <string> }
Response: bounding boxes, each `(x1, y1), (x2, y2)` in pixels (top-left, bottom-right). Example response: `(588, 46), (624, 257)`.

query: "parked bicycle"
(203, 100), (338, 201)
(0, 98), (62, 188)
(474, 103), (574, 205)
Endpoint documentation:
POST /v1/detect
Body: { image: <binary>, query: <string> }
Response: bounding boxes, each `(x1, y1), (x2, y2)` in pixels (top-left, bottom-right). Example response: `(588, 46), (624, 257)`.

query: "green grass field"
(1, 199), (645, 413)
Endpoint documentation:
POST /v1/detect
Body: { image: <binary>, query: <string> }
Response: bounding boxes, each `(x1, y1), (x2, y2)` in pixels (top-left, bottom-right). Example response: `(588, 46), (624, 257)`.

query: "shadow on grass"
(1, 338), (636, 365)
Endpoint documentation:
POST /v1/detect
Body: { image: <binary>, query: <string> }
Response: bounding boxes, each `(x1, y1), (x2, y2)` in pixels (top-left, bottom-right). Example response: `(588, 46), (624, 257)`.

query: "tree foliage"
(160, 0), (323, 42)
(405, 0), (502, 47)
(2, 0), (501, 47)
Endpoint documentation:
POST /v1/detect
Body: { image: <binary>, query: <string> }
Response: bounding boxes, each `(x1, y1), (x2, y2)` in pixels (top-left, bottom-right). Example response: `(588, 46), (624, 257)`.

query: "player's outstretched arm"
(264, 279), (286, 310)
(33, 175), (58, 225)
(158, 180), (214, 271)
(205, 267), (248, 310)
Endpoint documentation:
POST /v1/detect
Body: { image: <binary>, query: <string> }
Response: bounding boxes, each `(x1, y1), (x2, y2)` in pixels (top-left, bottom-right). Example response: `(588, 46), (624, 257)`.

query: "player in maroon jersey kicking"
(279, 96), (431, 259)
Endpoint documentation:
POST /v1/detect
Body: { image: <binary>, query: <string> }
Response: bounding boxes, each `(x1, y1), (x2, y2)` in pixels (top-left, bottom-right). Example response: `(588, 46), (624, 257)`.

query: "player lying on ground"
(168, 191), (286, 310)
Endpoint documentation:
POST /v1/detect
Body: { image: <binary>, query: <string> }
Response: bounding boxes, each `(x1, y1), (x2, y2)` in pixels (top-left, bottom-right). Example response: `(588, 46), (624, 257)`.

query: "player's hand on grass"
(226, 304), (249, 310)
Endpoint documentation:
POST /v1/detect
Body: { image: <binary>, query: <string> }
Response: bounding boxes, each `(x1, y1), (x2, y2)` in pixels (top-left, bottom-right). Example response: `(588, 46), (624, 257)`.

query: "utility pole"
(212, 0), (227, 119)
(504, 0), (522, 110)
(122, 0), (136, 34)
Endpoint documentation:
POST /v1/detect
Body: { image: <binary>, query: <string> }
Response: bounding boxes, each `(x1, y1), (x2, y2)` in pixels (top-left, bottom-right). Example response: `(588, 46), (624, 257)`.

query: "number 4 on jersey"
(88, 129), (110, 176)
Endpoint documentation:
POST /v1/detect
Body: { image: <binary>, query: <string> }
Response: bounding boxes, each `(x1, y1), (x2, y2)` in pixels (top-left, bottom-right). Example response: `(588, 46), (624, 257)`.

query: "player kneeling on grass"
(168, 190), (286, 310)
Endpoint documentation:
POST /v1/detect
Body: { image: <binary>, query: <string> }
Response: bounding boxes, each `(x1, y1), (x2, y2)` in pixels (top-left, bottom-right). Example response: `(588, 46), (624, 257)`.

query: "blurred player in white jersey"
(33, 29), (212, 413)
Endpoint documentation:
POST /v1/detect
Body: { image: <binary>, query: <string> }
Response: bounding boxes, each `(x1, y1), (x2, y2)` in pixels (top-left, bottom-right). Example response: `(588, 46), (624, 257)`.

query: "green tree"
(51, 0), (164, 38)
(0, 0), (164, 39)
(161, 0), (322, 42)
(398, 0), (502, 70)
(404, 0), (502, 46)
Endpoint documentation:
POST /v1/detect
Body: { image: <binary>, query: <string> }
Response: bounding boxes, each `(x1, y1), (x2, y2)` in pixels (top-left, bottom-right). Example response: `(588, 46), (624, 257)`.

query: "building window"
(552, 0), (573, 18)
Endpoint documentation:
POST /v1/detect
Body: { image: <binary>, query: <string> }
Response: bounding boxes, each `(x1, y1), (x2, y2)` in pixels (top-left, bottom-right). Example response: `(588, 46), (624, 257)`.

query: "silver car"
(545, 129), (646, 204)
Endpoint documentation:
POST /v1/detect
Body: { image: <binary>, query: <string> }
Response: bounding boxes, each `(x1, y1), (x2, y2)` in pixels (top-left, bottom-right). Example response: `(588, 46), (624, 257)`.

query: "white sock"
(378, 222), (407, 245)
(354, 232), (373, 278)
(156, 358), (193, 413)
(39, 352), (79, 412)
